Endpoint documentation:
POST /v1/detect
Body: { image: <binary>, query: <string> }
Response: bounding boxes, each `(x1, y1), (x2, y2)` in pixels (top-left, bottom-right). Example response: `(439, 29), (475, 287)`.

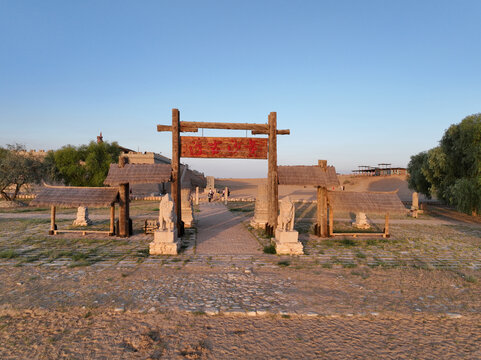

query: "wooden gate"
(157, 109), (289, 235)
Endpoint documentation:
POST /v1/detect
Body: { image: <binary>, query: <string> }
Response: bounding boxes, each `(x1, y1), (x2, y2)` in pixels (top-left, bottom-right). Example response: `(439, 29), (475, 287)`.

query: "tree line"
(0, 141), (121, 201)
(408, 113), (481, 215)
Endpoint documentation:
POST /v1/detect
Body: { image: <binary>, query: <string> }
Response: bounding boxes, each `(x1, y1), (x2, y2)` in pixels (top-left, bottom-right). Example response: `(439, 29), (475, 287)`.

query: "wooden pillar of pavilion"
(118, 155), (130, 237)
(329, 206), (334, 236)
(266, 112), (278, 236)
(316, 160), (329, 237)
(383, 213), (390, 238)
(49, 205), (56, 235)
(109, 204), (115, 236)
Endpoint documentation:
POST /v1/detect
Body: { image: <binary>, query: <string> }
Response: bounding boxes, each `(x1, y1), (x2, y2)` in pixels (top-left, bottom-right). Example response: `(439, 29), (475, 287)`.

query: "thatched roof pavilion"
(31, 184), (120, 236)
(327, 190), (407, 215)
(278, 165), (339, 187)
(31, 185), (119, 207)
(326, 190), (407, 238)
(104, 163), (172, 185)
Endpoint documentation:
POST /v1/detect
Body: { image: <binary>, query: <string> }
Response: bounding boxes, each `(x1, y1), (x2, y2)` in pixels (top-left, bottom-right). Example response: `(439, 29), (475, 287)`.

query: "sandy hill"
(216, 174), (419, 202)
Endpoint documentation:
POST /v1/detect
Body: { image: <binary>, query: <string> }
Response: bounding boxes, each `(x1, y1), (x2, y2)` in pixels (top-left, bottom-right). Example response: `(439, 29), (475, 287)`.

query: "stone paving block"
(195, 203), (261, 255)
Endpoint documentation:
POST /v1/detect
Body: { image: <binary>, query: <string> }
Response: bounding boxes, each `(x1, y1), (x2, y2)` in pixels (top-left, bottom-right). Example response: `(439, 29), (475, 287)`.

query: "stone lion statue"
(158, 194), (176, 231)
(277, 196), (295, 231)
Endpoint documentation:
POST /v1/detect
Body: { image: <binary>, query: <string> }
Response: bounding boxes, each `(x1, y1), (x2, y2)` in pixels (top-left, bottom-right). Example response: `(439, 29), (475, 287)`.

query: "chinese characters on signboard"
(180, 137), (268, 159)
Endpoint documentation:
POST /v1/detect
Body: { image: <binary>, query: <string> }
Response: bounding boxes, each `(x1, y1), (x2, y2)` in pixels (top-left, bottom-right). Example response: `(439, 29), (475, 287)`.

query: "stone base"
(274, 229), (303, 255)
(182, 212), (194, 227)
(250, 219), (267, 229)
(73, 219), (93, 226)
(352, 223), (371, 230)
(149, 229), (180, 255)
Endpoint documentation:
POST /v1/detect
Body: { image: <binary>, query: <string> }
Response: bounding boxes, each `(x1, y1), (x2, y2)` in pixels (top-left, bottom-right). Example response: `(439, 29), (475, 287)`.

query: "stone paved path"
(194, 202), (262, 255)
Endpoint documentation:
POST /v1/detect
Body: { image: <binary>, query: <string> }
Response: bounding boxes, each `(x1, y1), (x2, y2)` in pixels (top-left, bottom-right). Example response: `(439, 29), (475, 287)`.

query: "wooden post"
(224, 186), (228, 204)
(195, 186), (199, 205)
(49, 206), (56, 235)
(109, 204), (115, 236)
(117, 154), (130, 237)
(384, 213), (390, 238)
(328, 208), (333, 236)
(267, 112), (278, 236)
(118, 183), (130, 237)
(172, 108), (183, 235)
(317, 187), (328, 237)
(317, 160), (328, 237)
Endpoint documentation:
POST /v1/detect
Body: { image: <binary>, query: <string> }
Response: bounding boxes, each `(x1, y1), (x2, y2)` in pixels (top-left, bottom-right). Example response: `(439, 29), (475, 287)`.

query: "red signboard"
(180, 137), (268, 159)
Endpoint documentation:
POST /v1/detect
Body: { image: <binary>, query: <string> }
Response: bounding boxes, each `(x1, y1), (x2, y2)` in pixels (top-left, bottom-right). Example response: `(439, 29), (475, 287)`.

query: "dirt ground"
(1, 265), (480, 359)
(1, 176), (481, 359)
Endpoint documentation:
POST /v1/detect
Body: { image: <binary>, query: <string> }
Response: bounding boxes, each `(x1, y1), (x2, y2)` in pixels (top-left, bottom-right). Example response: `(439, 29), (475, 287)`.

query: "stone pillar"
(73, 206), (93, 226)
(250, 184), (268, 228)
(352, 212), (370, 229)
(411, 192), (419, 218)
(181, 188), (194, 227)
(412, 192), (419, 209)
(205, 176), (215, 193)
(195, 186), (199, 205)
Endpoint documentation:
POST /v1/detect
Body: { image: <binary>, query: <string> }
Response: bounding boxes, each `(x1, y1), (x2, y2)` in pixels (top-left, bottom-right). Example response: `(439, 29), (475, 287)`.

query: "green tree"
(423, 146), (449, 200)
(407, 151), (431, 198)
(438, 113), (481, 215)
(0, 144), (45, 201)
(52, 141), (121, 186)
(411, 113), (481, 215)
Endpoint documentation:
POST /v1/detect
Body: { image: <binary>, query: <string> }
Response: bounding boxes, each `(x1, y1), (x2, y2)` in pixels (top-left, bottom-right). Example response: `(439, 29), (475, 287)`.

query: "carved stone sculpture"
(274, 197), (303, 255)
(353, 212), (370, 229)
(150, 194), (180, 255)
(73, 206), (92, 226)
(158, 194), (176, 231)
(277, 196), (295, 231)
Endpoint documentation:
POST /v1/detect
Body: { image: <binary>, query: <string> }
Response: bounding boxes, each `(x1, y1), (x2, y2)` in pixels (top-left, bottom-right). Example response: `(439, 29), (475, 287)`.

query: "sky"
(1, 0), (480, 177)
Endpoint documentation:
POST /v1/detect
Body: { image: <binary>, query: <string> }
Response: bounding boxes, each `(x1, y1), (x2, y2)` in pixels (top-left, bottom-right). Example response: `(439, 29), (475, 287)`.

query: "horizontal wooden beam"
(53, 230), (111, 235)
(159, 121), (289, 134)
(157, 124), (198, 133)
(157, 124), (172, 132)
(251, 129), (290, 135)
(181, 127), (199, 133)
(330, 232), (386, 237)
(180, 121), (268, 131)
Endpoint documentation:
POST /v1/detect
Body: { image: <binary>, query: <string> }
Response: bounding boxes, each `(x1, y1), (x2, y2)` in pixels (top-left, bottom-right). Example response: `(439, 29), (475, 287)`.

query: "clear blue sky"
(1, 0), (480, 177)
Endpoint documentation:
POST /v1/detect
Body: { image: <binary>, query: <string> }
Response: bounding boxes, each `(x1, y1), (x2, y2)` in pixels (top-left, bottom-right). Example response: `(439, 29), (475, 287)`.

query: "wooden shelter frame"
(327, 210), (390, 238)
(31, 185), (119, 236)
(48, 203), (117, 236)
(157, 108), (289, 235)
(325, 190), (408, 238)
